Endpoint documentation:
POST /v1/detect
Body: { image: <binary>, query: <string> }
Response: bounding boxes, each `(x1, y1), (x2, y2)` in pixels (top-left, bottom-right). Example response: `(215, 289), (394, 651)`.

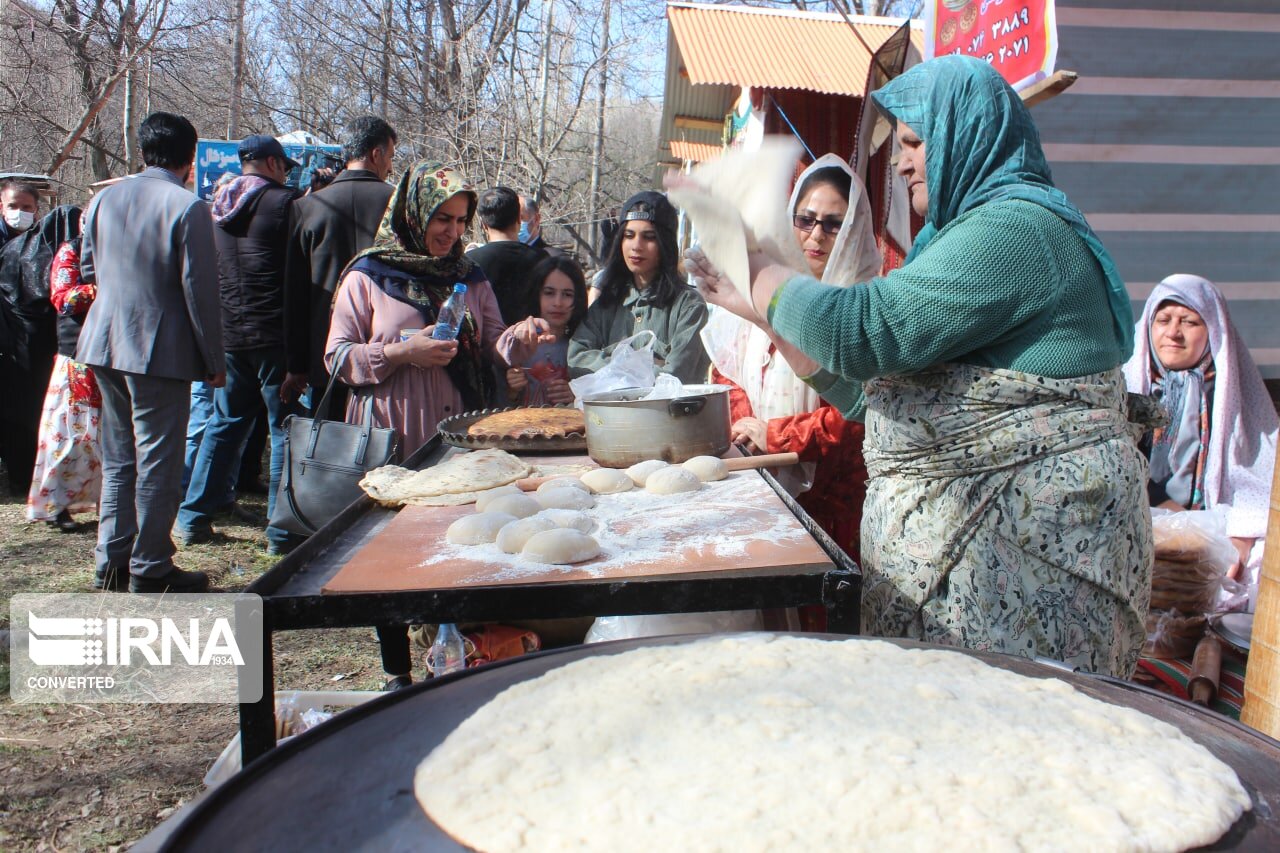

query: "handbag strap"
(307, 342), (356, 458)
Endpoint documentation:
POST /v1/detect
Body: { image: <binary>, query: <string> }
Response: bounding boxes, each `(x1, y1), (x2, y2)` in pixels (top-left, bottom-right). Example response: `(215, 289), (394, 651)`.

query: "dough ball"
(474, 484), (521, 512)
(580, 468), (634, 494)
(682, 455), (728, 483)
(496, 515), (557, 554)
(534, 488), (595, 511)
(535, 509), (596, 533)
(485, 493), (542, 519)
(537, 477), (590, 494)
(446, 511), (517, 545)
(521, 529), (601, 565)
(626, 459), (669, 486)
(645, 466), (702, 495)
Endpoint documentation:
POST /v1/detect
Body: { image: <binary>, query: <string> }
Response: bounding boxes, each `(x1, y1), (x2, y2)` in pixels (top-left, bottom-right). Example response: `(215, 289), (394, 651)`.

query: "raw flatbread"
(645, 466), (702, 495)
(666, 137), (809, 300)
(359, 449), (532, 506)
(625, 459), (668, 487)
(520, 529), (600, 565)
(682, 455), (728, 482)
(416, 636), (1251, 852)
(580, 468), (634, 494)
(444, 512), (516, 545)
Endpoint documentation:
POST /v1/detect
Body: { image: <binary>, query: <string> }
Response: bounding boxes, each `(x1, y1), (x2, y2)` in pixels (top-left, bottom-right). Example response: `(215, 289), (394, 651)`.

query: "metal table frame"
(238, 437), (861, 764)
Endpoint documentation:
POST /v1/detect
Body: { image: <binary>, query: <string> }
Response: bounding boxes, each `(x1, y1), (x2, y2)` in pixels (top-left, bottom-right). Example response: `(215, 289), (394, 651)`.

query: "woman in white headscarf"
(702, 155), (882, 557)
(1124, 274), (1277, 605)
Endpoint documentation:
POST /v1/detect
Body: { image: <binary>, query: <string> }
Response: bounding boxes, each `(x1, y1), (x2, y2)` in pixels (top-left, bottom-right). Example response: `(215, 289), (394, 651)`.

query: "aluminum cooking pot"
(581, 384), (731, 468)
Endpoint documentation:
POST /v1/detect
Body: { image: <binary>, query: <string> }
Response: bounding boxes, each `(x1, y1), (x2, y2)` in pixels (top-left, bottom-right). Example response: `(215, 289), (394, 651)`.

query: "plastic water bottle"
(431, 284), (468, 340)
(427, 623), (466, 677)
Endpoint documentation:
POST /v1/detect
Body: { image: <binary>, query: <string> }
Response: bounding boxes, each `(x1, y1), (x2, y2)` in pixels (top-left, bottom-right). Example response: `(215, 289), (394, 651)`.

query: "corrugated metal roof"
(668, 2), (924, 97)
(670, 140), (724, 162)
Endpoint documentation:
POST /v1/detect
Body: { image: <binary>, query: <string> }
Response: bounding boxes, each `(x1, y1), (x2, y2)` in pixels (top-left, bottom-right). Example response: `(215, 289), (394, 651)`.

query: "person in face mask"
(516, 193), (566, 258)
(1, 180), (40, 245)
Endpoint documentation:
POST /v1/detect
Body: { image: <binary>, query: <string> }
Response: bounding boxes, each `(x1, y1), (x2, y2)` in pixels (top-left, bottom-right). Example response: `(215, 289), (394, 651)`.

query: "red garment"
(49, 242), (95, 316)
(714, 365), (868, 559)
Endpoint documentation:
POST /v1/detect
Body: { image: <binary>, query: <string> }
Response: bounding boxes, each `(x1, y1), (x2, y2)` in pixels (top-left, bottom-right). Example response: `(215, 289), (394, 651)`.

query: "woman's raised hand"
(684, 246), (762, 324)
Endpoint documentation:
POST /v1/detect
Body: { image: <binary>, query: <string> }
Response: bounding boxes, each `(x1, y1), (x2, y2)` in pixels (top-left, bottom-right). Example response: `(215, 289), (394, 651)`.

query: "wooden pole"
(1241, 445), (1280, 736)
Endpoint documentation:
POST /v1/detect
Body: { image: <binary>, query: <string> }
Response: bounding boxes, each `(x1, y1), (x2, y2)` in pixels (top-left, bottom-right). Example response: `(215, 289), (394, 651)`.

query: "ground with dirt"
(0, 466), (393, 852)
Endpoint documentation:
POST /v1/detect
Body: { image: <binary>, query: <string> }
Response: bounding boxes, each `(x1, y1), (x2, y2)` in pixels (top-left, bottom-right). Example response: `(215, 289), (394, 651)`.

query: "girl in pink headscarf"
(1124, 274), (1278, 607)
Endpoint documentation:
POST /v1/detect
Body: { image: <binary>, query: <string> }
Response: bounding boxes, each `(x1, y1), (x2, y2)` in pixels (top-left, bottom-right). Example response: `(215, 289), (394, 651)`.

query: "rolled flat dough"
(416, 636), (1250, 853)
(666, 136), (810, 300)
(360, 450), (532, 506)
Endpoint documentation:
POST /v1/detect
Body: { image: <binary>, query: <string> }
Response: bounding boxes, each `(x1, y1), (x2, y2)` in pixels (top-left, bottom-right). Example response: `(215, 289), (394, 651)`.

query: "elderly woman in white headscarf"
(1124, 274), (1278, 605)
(701, 155), (882, 558)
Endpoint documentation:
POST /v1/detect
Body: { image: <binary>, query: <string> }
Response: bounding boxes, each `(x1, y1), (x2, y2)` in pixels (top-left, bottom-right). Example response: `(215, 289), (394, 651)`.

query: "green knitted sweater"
(767, 200), (1127, 419)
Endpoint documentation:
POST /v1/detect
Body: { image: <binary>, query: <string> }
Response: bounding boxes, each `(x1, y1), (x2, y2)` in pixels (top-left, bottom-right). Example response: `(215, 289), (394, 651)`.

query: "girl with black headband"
(568, 191), (710, 383)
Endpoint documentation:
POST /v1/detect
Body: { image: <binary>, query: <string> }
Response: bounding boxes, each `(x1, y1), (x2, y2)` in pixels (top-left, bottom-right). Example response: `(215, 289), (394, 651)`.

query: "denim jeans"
(178, 347), (300, 547)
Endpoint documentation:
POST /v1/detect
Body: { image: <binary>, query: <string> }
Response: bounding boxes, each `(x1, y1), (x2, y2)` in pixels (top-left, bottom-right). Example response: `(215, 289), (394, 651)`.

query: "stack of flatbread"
(360, 449), (533, 507)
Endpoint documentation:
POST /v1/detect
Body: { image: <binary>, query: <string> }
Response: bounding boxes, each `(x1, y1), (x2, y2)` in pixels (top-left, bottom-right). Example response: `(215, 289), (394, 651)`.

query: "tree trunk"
(229, 0), (247, 138)
(587, 0), (610, 259)
(535, 0), (553, 172)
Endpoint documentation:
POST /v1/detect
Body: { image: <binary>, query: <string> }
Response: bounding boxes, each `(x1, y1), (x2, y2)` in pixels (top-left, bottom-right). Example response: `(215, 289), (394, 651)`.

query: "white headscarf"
(700, 155), (882, 494)
(1123, 274), (1277, 542)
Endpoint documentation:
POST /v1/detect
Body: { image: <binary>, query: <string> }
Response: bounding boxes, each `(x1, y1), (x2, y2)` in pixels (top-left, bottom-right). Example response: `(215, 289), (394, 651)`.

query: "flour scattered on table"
(415, 472), (810, 582)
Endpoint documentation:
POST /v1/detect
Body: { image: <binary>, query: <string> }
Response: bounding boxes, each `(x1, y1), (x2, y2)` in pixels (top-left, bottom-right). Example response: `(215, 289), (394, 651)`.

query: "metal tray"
(437, 405), (587, 452)
(159, 636), (1280, 851)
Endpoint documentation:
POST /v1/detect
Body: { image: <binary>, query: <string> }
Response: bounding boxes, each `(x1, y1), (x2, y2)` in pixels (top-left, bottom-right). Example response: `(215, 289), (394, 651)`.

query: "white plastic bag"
(1150, 508), (1245, 614)
(642, 373), (685, 401)
(569, 330), (658, 406)
(584, 611), (764, 643)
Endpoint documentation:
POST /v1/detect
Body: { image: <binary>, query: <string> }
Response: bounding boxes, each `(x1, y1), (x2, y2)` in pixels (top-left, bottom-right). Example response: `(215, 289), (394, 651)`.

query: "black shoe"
(129, 567), (211, 593)
(217, 502), (266, 526)
(236, 478), (270, 496)
(93, 566), (129, 592)
(383, 674), (413, 692)
(48, 510), (80, 533)
(175, 525), (215, 546)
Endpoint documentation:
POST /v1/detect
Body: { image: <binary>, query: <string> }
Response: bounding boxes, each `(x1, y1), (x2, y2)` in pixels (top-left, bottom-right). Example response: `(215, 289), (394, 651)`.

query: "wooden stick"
(1242, 448), (1280, 736)
(515, 453), (800, 490)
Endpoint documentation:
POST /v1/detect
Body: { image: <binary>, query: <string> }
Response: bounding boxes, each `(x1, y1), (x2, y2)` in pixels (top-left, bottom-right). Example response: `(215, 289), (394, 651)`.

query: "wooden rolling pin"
(1188, 635), (1222, 706)
(516, 452), (800, 490)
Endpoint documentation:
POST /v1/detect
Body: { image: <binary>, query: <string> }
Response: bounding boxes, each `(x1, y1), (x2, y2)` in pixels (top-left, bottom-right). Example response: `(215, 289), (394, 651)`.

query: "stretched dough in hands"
(666, 136), (810, 300)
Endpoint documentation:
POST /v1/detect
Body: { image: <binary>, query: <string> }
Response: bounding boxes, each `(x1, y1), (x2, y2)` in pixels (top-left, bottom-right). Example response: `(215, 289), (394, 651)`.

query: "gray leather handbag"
(269, 345), (400, 536)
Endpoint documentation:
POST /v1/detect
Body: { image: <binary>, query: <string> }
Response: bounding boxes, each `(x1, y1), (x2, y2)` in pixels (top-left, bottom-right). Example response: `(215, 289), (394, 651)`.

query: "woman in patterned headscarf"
(326, 162), (506, 691)
(685, 56), (1150, 677)
(326, 161), (505, 455)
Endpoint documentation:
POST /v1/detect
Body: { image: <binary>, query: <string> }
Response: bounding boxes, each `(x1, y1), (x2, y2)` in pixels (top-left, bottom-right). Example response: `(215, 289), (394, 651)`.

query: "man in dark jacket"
(283, 116), (396, 417)
(177, 134), (302, 554)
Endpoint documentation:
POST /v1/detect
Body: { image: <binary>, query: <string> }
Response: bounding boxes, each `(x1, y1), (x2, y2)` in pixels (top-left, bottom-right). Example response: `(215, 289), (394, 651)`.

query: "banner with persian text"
(924, 0), (1058, 92)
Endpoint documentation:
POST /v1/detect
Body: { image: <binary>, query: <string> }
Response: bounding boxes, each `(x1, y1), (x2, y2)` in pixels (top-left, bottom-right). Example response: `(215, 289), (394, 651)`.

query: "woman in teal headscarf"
(686, 56), (1151, 676)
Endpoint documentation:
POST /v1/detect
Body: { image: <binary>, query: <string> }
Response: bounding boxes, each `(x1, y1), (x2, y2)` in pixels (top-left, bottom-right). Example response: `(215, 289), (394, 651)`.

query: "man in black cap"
(176, 134), (305, 555)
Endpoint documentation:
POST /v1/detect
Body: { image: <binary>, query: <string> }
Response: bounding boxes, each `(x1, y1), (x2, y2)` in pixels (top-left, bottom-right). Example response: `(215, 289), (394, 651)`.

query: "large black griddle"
(162, 635), (1280, 852)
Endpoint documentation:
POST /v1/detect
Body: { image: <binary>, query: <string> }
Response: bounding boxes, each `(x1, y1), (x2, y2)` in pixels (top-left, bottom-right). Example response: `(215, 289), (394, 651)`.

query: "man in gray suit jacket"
(77, 112), (225, 593)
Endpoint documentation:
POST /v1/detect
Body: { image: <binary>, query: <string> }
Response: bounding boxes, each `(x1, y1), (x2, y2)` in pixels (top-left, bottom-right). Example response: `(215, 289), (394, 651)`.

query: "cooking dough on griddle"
(534, 488), (595, 511)
(484, 493), (542, 519)
(473, 484), (522, 511)
(496, 516), (557, 554)
(645, 466), (702, 495)
(682, 455), (728, 482)
(626, 459), (669, 487)
(536, 476), (591, 494)
(445, 511), (516, 545)
(521, 529), (601, 565)
(416, 635), (1251, 853)
(535, 508), (595, 533)
(580, 468), (634, 494)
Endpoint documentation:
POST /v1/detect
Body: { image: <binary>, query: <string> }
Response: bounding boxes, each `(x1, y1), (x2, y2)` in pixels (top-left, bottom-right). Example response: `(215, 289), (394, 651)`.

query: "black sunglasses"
(792, 214), (843, 236)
